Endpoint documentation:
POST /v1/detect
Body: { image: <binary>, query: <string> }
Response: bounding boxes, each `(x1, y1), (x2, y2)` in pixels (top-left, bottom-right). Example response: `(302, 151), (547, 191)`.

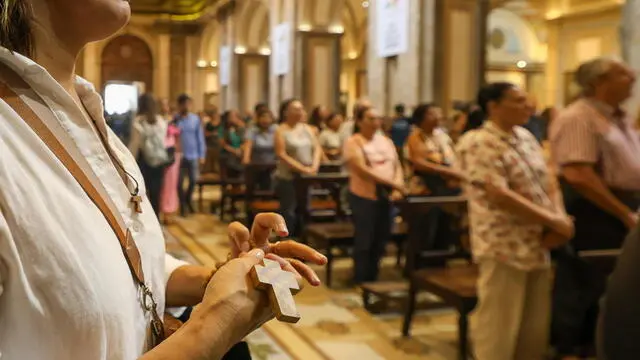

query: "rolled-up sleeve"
(164, 253), (189, 287)
(550, 113), (599, 166)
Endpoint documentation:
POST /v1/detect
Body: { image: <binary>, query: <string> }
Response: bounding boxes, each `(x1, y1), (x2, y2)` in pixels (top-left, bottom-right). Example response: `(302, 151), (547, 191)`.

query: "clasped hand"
(192, 213), (327, 354)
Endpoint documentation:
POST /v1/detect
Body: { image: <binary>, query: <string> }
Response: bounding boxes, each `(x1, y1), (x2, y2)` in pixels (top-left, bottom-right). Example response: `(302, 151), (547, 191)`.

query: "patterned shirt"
(549, 98), (640, 191)
(456, 121), (553, 270)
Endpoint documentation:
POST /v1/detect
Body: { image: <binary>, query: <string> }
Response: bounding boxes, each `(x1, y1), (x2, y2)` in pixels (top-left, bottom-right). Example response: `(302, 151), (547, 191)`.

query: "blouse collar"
(0, 46), (108, 135)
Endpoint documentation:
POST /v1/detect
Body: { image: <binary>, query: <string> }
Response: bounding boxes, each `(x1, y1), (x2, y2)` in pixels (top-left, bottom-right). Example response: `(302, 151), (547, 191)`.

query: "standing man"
(388, 103), (412, 158)
(457, 82), (573, 360)
(175, 94), (206, 216)
(549, 57), (640, 359)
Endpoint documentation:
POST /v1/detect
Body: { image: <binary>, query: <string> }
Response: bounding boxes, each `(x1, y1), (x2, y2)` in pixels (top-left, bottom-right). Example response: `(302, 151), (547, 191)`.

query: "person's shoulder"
(456, 128), (494, 153)
(514, 125), (538, 143)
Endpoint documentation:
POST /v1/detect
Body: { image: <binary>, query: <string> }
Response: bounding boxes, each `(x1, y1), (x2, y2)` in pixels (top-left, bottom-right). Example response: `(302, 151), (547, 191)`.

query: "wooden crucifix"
(250, 258), (301, 323)
(130, 195), (143, 214)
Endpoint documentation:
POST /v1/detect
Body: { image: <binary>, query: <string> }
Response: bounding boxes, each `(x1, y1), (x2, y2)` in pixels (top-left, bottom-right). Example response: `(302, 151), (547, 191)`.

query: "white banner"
(273, 23), (291, 76)
(376, 0), (410, 58)
(220, 46), (231, 86)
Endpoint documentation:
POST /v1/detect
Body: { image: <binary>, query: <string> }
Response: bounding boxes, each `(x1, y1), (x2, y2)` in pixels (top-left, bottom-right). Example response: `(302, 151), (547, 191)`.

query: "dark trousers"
(139, 160), (165, 216)
(552, 184), (638, 356)
(349, 192), (393, 284)
(275, 178), (298, 236)
(178, 158), (199, 215)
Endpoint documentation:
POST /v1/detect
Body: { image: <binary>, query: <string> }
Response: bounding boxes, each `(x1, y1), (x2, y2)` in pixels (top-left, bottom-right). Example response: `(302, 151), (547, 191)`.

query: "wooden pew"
(244, 162), (278, 226)
(217, 157), (245, 221)
(295, 172), (349, 225)
(398, 196), (475, 360)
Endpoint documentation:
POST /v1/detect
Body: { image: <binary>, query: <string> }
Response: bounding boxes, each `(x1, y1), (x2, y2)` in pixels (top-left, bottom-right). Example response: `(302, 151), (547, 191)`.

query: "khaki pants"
(472, 260), (552, 360)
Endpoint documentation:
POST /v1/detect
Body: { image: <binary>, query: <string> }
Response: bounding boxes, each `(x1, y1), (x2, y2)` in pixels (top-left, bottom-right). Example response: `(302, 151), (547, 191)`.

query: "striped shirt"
(549, 98), (640, 191)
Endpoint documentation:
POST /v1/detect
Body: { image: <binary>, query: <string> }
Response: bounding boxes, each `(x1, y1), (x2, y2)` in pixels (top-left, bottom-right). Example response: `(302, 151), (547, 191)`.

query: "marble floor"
(165, 212), (460, 360)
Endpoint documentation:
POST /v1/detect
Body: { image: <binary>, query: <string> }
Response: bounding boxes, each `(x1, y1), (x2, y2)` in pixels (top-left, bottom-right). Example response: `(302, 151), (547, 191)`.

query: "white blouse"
(0, 48), (186, 359)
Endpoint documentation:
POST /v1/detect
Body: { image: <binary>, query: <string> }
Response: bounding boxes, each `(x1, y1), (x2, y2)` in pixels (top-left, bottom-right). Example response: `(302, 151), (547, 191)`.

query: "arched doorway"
(101, 34), (153, 92)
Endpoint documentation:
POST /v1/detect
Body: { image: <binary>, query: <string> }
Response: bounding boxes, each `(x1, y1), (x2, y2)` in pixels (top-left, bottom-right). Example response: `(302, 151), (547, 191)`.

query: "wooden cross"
(250, 258), (301, 323)
(130, 195), (143, 214)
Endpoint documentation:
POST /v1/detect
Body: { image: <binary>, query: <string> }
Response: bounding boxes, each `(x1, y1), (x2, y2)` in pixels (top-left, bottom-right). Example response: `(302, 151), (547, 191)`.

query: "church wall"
(546, 2), (621, 106)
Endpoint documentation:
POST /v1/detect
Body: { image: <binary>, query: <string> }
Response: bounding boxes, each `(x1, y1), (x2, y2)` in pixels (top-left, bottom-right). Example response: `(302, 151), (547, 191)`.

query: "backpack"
(140, 120), (169, 167)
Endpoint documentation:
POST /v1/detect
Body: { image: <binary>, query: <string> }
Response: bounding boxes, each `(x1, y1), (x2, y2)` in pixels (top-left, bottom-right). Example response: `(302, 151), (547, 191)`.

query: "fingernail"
(276, 222), (289, 236)
(248, 249), (264, 260)
(316, 253), (327, 263)
(313, 274), (321, 285)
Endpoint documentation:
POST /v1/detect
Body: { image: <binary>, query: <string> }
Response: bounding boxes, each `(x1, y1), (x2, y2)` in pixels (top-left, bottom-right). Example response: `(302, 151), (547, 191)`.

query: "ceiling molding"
(131, 0), (223, 16)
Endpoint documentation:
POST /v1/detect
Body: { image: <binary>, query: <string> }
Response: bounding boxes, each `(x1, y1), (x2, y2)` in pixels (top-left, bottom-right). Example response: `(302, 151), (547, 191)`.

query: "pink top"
(165, 123), (180, 148)
(344, 133), (398, 200)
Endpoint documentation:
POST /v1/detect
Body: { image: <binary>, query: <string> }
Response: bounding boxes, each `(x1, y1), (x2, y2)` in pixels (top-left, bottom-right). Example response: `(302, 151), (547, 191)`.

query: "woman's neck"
(31, 18), (80, 97)
(420, 126), (435, 135)
(285, 120), (299, 128)
(359, 129), (375, 140)
(492, 118), (514, 133)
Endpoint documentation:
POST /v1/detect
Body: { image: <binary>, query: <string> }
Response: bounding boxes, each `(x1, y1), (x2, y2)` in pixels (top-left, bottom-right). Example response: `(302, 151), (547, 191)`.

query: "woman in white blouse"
(0, 1), (325, 359)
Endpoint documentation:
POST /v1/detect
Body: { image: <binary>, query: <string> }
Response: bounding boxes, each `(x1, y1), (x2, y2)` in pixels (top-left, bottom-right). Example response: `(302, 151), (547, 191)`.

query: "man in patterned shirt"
(457, 82), (574, 360)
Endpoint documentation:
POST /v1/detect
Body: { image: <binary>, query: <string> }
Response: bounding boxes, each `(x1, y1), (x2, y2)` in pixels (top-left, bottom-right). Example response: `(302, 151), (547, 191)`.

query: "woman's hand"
(389, 189), (405, 202)
(301, 166), (318, 176)
(191, 249), (274, 356)
(548, 213), (575, 240)
(227, 213), (327, 286)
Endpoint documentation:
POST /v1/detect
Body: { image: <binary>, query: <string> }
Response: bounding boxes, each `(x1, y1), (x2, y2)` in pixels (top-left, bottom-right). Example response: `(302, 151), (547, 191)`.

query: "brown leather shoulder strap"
(0, 64), (145, 286)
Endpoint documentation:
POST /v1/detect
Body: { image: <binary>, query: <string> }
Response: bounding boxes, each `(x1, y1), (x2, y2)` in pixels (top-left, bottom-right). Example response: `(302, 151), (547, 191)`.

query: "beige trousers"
(472, 260), (552, 360)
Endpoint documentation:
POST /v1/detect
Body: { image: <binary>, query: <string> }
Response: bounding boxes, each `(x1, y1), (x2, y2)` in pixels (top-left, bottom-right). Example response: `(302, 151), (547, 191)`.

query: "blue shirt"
(175, 113), (206, 160)
(390, 117), (411, 148)
(245, 124), (277, 164)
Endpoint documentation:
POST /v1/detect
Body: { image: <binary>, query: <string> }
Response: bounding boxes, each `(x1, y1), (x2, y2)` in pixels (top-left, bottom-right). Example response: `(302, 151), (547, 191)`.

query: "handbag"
(0, 65), (167, 348)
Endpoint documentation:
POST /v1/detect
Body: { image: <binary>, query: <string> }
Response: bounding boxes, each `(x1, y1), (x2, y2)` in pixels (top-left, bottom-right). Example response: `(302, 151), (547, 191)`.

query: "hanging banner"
(376, 0), (410, 58)
(273, 23), (291, 76)
(220, 46), (231, 86)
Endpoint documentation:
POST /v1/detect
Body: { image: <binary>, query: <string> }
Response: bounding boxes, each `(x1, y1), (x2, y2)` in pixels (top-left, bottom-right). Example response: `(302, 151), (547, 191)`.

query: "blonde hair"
(0, 0), (34, 57)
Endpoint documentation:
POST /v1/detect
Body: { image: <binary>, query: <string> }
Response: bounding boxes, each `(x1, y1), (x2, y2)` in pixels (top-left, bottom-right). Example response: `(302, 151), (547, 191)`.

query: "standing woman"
(407, 104), (464, 195)
(406, 104), (465, 250)
(129, 93), (168, 216)
(343, 105), (405, 284)
(318, 113), (344, 161)
(0, 1), (328, 359)
(220, 110), (245, 180)
(243, 109), (277, 190)
(160, 117), (181, 223)
(274, 99), (322, 236)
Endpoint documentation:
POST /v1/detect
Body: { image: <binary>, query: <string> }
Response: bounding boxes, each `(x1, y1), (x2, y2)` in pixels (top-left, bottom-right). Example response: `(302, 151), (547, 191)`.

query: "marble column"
(367, 0), (437, 115)
(622, 0), (640, 121)
(219, 6), (240, 111)
(367, 0), (487, 116)
(268, 0), (301, 112)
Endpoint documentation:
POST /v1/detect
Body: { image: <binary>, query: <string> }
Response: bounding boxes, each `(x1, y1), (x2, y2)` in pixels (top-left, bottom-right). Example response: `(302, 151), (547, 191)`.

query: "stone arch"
(237, 0), (270, 50)
(100, 34), (153, 92)
(487, 8), (545, 64)
(93, 24), (159, 92)
(200, 20), (220, 61)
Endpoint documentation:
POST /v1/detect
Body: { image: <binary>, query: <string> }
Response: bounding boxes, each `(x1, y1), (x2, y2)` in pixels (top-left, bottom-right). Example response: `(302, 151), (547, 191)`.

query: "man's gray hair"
(575, 56), (623, 94)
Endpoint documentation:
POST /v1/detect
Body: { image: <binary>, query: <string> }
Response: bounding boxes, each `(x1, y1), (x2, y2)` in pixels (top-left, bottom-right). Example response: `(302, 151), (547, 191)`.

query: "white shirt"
(0, 48), (187, 359)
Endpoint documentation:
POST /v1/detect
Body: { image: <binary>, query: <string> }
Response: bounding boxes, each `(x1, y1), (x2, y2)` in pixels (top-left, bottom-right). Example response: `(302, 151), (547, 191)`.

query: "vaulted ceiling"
(131, 0), (218, 15)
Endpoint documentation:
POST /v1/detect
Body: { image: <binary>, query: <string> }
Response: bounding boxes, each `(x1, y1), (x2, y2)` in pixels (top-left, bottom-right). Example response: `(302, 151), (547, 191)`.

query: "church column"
(218, 3), (240, 111)
(268, 0), (301, 111)
(156, 34), (171, 100)
(436, 0), (487, 114)
(367, 0), (437, 114)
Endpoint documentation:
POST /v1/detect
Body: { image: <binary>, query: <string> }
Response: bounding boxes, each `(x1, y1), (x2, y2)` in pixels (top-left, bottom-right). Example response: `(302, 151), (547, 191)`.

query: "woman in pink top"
(343, 106), (405, 284)
(160, 116), (182, 221)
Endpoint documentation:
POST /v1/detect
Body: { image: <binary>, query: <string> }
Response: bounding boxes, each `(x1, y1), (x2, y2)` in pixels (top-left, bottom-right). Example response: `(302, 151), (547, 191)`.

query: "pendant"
(131, 195), (143, 214)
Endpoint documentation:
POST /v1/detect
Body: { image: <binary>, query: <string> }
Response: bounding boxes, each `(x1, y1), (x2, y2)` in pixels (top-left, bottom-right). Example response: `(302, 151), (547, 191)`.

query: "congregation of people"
(127, 54), (640, 359)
